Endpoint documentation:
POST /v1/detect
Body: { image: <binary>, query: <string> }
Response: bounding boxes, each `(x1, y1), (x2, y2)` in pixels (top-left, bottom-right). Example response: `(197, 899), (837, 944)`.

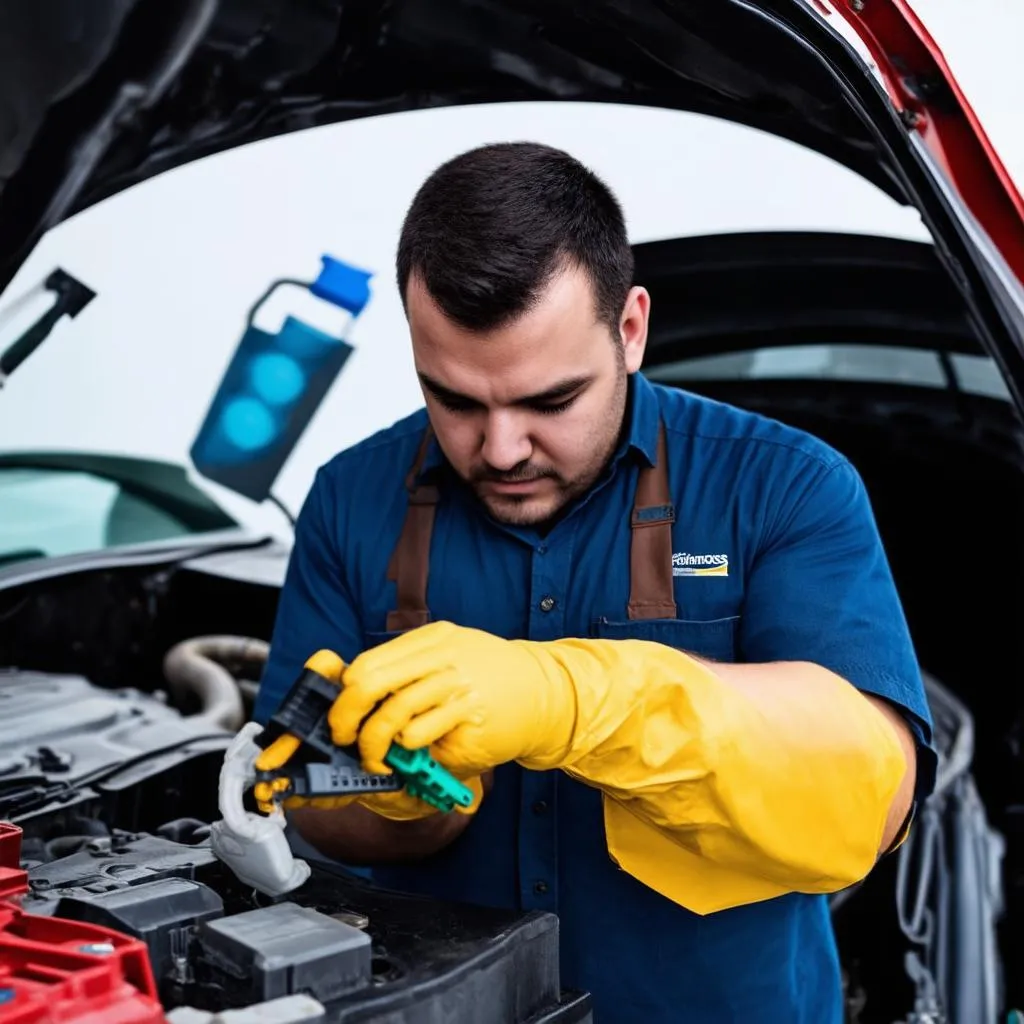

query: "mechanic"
(253, 141), (937, 1023)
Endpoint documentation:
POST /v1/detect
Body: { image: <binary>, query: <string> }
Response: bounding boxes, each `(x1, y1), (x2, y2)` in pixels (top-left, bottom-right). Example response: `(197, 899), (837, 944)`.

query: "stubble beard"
(480, 362), (629, 528)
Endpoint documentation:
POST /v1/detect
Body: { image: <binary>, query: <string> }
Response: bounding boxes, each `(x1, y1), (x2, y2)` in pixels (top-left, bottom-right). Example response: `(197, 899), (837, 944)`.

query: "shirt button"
(532, 800), (548, 815)
(533, 880), (549, 894)
(539, 596), (556, 612)
(537, 544), (547, 555)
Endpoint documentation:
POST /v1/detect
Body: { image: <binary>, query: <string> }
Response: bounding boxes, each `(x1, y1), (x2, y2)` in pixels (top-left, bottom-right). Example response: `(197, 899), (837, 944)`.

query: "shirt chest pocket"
(589, 615), (740, 663)
(364, 629), (406, 650)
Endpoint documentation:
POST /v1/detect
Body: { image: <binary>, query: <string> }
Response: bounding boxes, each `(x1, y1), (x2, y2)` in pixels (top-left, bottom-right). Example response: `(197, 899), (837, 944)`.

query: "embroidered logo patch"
(672, 552), (729, 577)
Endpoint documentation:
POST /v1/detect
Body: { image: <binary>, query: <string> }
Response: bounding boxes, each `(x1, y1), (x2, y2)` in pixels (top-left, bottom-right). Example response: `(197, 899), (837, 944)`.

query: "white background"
(0, 0), (1019, 535)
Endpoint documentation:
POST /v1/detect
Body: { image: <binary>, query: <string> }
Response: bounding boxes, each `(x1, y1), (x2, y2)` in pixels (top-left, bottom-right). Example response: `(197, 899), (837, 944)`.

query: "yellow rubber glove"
(330, 621), (908, 915)
(251, 650), (484, 821)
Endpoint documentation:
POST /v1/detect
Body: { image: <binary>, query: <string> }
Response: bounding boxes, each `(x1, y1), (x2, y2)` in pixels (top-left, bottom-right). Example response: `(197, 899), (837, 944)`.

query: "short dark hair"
(396, 142), (634, 333)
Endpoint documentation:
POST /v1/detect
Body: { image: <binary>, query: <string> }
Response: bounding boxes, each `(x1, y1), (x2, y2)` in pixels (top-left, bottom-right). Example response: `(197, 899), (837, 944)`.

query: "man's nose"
(481, 412), (532, 471)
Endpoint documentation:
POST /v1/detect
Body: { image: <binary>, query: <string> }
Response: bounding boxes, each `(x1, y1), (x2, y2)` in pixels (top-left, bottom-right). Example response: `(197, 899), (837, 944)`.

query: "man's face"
(406, 264), (649, 526)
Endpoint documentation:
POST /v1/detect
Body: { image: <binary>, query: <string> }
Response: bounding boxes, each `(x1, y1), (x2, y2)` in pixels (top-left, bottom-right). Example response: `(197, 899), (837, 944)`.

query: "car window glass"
(0, 467), (194, 565)
(948, 353), (1013, 400)
(645, 343), (1012, 400)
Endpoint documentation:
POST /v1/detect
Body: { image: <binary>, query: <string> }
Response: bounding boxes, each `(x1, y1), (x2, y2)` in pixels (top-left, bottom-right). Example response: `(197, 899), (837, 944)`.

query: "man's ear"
(620, 286), (650, 373)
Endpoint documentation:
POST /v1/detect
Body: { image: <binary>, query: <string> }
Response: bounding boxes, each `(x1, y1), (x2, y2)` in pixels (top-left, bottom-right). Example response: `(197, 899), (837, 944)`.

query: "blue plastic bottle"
(190, 256), (373, 503)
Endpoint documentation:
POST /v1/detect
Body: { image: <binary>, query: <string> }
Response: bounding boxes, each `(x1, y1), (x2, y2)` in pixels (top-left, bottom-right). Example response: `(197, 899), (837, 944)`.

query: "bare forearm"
(288, 802), (473, 864)
(287, 770), (494, 865)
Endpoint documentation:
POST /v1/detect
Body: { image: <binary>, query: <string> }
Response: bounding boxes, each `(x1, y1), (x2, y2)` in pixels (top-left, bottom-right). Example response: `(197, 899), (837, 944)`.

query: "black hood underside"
(0, 0), (916, 294)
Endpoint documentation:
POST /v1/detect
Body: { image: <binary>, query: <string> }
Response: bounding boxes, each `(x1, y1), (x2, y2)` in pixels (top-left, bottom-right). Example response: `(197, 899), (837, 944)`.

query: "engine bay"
(3, 814), (588, 1023)
(0, 652), (590, 1024)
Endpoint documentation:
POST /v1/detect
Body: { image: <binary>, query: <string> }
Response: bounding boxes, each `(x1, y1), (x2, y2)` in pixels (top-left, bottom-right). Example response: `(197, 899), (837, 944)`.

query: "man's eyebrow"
(524, 375), (593, 404)
(418, 373), (485, 408)
(418, 372), (593, 407)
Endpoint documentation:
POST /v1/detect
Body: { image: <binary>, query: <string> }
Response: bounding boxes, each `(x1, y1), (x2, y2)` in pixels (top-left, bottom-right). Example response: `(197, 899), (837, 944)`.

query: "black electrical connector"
(256, 668), (404, 799)
(255, 665), (475, 812)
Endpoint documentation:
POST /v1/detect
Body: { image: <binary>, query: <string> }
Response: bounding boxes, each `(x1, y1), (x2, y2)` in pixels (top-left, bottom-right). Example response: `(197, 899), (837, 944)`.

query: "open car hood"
(2, 0), (1024, 393)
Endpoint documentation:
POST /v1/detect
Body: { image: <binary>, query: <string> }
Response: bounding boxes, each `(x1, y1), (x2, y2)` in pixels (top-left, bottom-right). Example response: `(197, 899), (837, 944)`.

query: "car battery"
(53, 876), (225, 989)
(0, 907), (167, 1024)
(1, 821), (166, 1024)
(195, 902), (371, 1006)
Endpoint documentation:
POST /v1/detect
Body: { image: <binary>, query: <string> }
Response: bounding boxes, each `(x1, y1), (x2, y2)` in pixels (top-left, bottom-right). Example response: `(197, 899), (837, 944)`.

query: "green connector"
(385, 744), (475, 813)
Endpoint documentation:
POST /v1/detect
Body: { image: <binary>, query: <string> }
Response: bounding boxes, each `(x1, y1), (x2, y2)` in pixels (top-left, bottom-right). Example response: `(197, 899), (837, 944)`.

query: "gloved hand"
(251, 649), (485, 821)
(328, 621), (579, 777)
(330, 620), (909, 915)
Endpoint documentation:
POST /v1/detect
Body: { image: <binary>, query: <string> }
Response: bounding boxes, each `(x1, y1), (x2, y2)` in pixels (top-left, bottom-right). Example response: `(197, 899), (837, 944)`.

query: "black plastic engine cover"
(0, 669), (231, 826)
(20, 829), (593, 1023)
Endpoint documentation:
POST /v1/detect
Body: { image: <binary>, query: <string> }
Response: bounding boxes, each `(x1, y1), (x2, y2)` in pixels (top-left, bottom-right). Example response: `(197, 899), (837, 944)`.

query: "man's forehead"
(408, 266), (610, 395)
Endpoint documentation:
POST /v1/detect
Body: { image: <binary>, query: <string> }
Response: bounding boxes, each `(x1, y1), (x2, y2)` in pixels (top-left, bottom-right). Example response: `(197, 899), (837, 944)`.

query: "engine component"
(167, 996), (327, 1023)
(53, 877), (225, 987)
(19, 831), (220, 915)
(0, 824), (166, 1024)
(893, 674), (1006, 1024)
(209, 723), (311, 898)
(0, 903), (167, 1024)
(15, 824), (593, 1023)
(0, 669), (232, 826)
(162, 636), (267, 731)
(0, 825), (25, 902)
(195, 903), (371, 1005)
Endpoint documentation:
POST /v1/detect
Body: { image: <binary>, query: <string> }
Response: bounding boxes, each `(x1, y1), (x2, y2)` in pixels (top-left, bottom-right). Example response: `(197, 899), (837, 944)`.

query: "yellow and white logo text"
(672, 552), (729, 577)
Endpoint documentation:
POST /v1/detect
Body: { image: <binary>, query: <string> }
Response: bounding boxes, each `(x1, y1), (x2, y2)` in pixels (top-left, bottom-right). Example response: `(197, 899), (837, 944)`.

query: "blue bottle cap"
(310, 255), (373, 316)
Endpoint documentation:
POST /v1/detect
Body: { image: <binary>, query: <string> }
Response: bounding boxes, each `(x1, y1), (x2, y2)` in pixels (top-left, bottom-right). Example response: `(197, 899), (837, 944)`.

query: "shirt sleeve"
(738, 455), (937, 800)
(253, 464), (365, 725)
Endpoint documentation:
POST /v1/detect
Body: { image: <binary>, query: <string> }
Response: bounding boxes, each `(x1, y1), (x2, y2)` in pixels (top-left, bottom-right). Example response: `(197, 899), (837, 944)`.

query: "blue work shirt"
(256, 371), (936, 1024)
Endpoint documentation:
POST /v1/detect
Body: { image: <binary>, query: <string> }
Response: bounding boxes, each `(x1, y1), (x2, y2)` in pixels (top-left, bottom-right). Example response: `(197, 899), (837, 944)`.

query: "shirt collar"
(418, 425), (447, 481)
(415, 371), (661, 485)
(620, 370), (661, 468)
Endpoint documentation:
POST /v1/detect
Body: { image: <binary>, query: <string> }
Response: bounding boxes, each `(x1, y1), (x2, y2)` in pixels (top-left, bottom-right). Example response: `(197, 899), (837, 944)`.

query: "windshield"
(645, 344), (1012, 401)
(0, 101), (936, 562)
(0, 452), (240, 567)
(0, 467), (196, 566)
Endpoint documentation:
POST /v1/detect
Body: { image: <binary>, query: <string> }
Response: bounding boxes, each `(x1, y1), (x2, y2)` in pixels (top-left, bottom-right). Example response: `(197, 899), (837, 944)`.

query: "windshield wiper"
(0, 268), (95, 386)
(0, 549), (47, 569)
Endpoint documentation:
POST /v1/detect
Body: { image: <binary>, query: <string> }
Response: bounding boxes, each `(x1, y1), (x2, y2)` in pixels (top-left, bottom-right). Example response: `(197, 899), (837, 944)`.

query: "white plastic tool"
(209, 721), (311, 897)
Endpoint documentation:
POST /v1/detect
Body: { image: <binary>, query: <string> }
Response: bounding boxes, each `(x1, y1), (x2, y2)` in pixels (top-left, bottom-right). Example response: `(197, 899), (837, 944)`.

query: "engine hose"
(162, 635), (269, 731)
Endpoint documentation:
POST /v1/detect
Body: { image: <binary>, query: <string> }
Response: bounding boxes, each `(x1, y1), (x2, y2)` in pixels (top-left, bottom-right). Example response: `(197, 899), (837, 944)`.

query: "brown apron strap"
(385, 427), (439, 632)
(628, 421), (678, 619)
